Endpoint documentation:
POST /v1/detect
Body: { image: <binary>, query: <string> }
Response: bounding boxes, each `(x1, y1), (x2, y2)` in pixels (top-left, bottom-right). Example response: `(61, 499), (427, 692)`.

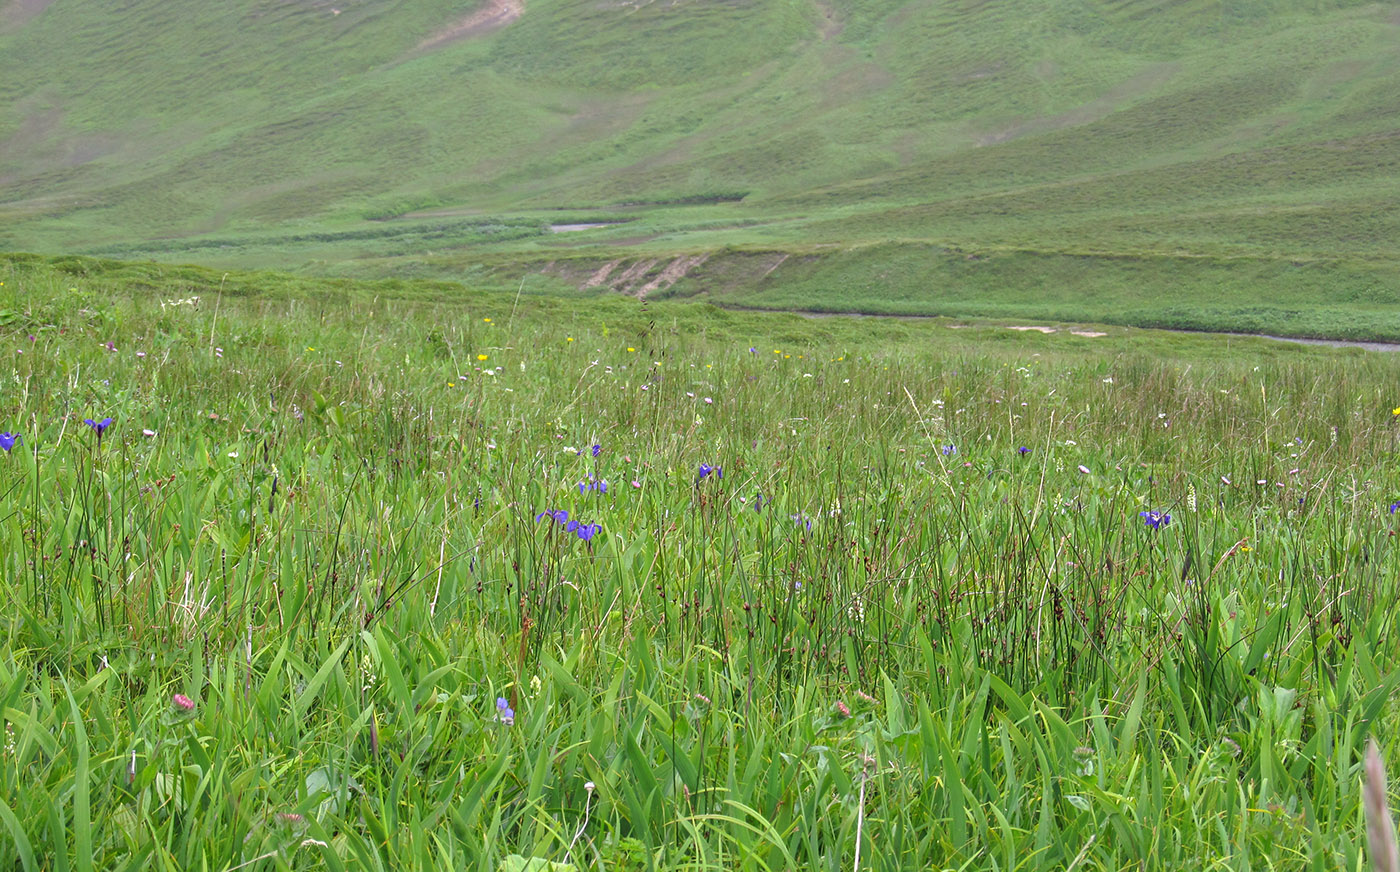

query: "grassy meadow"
(1, 253), (1399, 869)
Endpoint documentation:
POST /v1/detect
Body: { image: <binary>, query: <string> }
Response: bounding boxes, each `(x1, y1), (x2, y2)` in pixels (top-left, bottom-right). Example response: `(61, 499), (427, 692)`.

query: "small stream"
(1213, 332), (1400, 353)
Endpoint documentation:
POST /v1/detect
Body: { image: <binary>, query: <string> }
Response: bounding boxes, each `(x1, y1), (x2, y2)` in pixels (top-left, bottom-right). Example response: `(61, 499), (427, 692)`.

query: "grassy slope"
(2, 0), (1400, 334)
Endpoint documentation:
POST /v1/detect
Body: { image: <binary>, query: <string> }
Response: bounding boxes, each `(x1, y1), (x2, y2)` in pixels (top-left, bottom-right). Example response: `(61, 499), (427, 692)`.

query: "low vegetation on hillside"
(2, 1), (1399, 330)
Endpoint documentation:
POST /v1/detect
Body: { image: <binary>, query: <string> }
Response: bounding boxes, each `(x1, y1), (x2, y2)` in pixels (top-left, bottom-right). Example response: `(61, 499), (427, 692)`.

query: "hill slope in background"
(3, 0), (1400, 334)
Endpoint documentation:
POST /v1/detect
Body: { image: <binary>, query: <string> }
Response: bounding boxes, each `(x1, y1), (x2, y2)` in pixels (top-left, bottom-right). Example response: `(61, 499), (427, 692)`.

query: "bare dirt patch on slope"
(0, 0), (56, 32)
(547, 253), (712, 298)
(415, 0), (522, 52)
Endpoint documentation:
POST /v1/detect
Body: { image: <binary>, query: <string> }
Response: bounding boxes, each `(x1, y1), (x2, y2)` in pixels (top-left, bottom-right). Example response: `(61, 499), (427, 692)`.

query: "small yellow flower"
(627, 347), (635, 352)
(478, 354), (488, 361)
(306, 346), (316, 351)
(566, 337), (574, 342)
(1392, 406), (1400, 416)
(773, 349), (781, 354)
(483, 318), (492, 323)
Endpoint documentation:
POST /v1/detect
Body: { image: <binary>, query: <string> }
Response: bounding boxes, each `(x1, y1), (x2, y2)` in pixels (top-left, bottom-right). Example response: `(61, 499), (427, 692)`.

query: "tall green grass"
(1, 255), (1398, 869)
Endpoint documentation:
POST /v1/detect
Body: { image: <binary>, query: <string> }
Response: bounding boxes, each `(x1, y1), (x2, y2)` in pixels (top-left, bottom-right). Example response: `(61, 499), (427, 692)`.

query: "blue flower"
(789, 513), (812, 532)
(0, 432), (18, 453)
(698, 464), (723, 481)
(753, 494), (766, 511)
(1018, 446), (1031, 455)
(942, 444), (956, 456)
(591, 444), (601, 458)
(495, 697), (515, 726)
(575, 523), (601, 542)
(84, 416), (114, 435)
(1139, 510), (1171, 530)
(1389, 502), (1399, 515)
(535, 509), (569, 524)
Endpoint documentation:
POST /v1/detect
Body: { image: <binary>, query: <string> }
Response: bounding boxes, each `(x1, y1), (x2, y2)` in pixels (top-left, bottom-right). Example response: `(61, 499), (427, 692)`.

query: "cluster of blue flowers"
(535, 509), (602, 542)
(577, 475), (608, 495)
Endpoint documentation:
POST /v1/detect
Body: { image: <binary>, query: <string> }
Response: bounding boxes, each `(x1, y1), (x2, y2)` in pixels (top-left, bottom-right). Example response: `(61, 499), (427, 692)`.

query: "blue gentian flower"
(591, 444), (601, 458)
(1018, 446), (1031, 455)
(1389, 502), (1399, 515)
(0, 432), (18, 453)
(1139, 510), (1171, 530)
(698, 464), (722, 481)
(942, 444), (956, 456)
(84, 417), (114, 435)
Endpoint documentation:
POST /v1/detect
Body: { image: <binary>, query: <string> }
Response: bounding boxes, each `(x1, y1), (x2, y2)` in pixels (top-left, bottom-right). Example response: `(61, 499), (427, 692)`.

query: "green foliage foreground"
(1, 255), (1398, 870)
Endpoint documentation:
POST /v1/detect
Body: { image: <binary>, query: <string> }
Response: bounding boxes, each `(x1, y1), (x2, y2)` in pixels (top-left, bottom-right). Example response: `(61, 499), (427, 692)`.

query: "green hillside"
(3, 0), (1400, 334)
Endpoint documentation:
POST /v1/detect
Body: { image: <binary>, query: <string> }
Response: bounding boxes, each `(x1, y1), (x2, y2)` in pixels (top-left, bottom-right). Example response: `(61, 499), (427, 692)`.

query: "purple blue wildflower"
(578, 476), (608, 494)
(698, 463), (723, 481)
(1139, 510), (1171, 530)
(495, 697), (515, 726)
(575, 523), (602, 542)
(0, 432), (18, 453)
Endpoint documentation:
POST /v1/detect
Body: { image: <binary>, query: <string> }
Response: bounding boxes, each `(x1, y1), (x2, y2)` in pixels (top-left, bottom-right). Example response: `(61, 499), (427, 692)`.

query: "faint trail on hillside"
(415, 0), (523, 52)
